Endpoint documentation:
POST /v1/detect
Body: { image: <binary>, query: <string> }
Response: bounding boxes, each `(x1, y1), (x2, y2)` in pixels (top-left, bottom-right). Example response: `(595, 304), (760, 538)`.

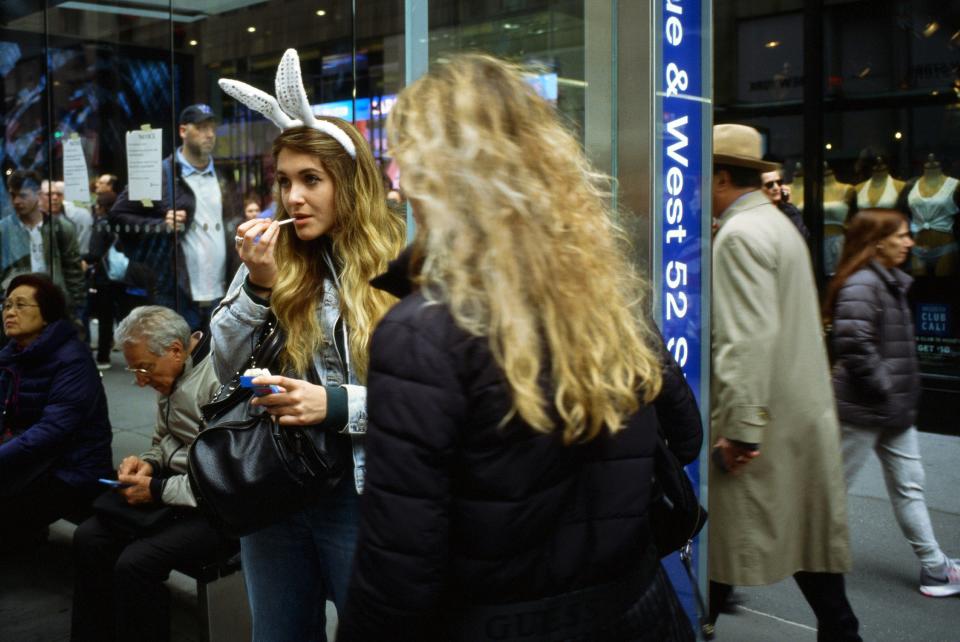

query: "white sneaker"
(919, 558), (960, 597)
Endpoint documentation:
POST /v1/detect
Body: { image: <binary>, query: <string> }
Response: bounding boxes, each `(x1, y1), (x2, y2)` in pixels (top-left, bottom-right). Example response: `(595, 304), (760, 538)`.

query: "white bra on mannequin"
(857, 175), (898, 209)
(909, 176), (959, 234)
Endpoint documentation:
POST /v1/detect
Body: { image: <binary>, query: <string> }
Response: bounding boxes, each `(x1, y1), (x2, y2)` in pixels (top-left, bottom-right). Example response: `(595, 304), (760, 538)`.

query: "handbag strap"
(246, 312), (282, 373)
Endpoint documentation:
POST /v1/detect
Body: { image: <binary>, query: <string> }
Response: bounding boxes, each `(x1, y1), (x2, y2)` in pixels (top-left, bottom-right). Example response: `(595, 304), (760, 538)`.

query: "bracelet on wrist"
(245, 275), (272, 293)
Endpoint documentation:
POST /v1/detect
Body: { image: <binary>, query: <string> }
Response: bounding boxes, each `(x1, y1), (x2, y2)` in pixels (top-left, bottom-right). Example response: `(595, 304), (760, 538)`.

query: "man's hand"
(780, 184), (791, 203)
(117, 472), (154, 505)
(164, 209), (187, 231)
(712, 436), (760, 475)
(118, 455), (154, 478)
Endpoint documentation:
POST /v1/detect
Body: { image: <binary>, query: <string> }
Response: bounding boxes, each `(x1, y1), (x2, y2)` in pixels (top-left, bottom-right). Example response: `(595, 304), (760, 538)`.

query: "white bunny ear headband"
(218, 48), (357, 159)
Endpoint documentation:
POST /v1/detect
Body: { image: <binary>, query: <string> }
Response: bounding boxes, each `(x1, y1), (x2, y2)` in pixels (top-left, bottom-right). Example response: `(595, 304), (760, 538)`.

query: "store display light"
(189, 39), (198, 46)
(247, 26), (256, 33)
(825, 143), (832, 150)
(316, 9), (326, 16)
(894, 131), (903, 140)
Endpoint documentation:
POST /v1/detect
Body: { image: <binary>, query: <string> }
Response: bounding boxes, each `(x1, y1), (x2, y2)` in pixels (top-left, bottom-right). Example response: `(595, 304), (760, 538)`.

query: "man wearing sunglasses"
(761, 168), (810, 242)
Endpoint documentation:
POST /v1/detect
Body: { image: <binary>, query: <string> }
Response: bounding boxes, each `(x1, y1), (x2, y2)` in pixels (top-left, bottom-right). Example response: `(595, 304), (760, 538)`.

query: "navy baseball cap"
(179, 103), (216, 125)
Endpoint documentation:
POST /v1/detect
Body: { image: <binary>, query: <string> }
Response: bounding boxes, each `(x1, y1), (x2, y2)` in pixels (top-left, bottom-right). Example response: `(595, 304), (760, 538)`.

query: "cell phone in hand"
(240, 368), (282, 396)
(98, 478), (131, 488)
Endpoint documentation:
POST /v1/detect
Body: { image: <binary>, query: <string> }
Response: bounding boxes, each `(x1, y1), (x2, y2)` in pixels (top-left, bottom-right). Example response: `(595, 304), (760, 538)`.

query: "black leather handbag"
(650, 433), (707, 558)
(188, 315), (346, 537)
(650, 433), (713, 639)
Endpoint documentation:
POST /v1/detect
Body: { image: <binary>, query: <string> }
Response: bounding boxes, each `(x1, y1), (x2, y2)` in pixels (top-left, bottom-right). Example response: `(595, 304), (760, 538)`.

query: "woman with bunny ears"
(210, 50), (405, 640)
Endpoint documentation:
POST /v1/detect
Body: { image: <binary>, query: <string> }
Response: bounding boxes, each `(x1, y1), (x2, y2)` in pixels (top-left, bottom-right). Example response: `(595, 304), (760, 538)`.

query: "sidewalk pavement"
(714, 428), (960, 641)
(1, 351), (957, 640)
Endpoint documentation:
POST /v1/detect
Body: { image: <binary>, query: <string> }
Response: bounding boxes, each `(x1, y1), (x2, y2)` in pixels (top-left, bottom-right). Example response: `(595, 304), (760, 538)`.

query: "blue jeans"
(240, 478), (359, 642)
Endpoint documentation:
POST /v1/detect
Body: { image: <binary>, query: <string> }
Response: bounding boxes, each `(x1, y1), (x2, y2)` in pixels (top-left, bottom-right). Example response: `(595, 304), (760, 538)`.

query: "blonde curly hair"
(388, 54), (663, 444)
(271, 122), (405, 380)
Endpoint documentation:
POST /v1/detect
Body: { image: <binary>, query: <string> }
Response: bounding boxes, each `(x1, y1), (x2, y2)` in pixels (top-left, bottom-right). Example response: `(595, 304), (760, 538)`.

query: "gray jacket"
(209, 264), (368, 494)
(141, 333), (221, 506)
(831, 261), (920, 429)
(0, 213), (86, 307)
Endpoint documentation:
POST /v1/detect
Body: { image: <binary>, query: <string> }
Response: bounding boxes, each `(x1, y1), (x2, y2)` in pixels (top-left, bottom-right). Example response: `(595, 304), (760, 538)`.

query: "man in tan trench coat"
(707, 124), (861, 641)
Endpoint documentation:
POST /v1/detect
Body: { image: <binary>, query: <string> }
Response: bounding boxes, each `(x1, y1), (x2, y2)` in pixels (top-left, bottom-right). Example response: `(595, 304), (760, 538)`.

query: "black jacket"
(832, 261), (920, 429)
(777, 201), (811, 243)
(109, 154), (239, 302)
(338, 250), (702, 640)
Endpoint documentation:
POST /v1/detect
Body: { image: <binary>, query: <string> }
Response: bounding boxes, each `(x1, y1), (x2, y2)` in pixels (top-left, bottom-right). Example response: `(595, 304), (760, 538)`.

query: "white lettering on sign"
(667, 336), (689, 367)
(666, 116), (689, 167)
(662, 0), (692, 367)
(666, 16), (683, 46)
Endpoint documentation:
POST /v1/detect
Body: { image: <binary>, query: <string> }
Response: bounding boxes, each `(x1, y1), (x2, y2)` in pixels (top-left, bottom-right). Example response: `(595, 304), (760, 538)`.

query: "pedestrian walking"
(824, 208), (960, 597)
(708, 123), (861, 641)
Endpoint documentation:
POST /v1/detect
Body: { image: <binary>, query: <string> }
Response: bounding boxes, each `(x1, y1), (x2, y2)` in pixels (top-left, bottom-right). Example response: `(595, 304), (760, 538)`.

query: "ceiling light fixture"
(316, 9), (326, 16)
(247, 26), (256, 33)
(765, 40), (780, 48)
(189, 39), (198, 46)
(894, 131), (903, 140)
(825, 143), (833, 150)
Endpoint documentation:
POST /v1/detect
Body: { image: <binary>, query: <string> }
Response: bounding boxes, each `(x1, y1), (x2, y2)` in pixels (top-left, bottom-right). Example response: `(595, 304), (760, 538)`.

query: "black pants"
(93, 282), (147, 362)
(710, 574), (861, 642)
(0, 475), (96, 544)
(70, 510), (223, 642)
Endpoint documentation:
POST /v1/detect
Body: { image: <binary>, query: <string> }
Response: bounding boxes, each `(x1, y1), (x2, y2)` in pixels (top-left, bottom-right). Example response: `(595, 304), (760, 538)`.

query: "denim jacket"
(209, 264), (368, 493)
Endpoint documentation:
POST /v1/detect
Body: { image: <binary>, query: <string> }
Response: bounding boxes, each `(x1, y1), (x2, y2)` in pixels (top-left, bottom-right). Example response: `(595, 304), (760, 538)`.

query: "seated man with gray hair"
(71, 305), (225, 642)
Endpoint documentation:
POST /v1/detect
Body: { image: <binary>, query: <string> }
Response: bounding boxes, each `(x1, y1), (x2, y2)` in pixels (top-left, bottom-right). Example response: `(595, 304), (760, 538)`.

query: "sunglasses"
(763, 179), (783, 189)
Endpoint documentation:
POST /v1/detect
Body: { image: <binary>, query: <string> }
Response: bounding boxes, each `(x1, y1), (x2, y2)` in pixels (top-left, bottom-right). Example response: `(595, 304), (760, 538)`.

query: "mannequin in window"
(856, 156), (904, 209)
(899, 154), (959, 276)
(822, 162), (857, 275)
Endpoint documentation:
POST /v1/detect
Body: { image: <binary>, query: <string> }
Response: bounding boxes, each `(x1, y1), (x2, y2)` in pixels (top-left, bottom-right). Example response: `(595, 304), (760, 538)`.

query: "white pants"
(841, 424), (944, 568)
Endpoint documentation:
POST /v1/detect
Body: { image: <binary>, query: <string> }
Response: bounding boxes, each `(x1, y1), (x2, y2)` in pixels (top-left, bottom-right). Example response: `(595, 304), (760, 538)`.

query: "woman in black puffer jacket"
(824, 209), (958, 598)
(337, 55), (703, 642)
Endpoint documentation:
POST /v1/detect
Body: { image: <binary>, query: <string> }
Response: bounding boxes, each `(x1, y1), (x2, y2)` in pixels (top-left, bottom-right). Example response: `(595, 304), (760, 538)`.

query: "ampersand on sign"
(665, 62), (689, 96)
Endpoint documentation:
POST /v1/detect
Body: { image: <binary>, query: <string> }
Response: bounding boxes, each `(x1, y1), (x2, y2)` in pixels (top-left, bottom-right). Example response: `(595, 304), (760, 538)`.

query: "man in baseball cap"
(179, 103), (216, 125)
(707, 124), (862, 640)
(109, 101), (237, 333)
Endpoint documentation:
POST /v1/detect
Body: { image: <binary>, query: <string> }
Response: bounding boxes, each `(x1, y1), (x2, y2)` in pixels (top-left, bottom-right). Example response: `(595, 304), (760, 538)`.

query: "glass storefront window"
(716, 0), (960, 432)
(0, 1), (407, 329)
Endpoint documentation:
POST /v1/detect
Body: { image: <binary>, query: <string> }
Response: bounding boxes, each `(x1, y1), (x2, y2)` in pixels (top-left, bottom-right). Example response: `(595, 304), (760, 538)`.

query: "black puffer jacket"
(831, 261), (920, 429)
(338, 251), (702, 641)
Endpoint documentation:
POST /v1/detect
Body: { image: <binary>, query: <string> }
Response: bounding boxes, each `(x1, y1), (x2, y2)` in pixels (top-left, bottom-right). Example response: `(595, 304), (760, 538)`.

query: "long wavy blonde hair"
(271, 122), (405, 380)
(388, 54), (663, 444)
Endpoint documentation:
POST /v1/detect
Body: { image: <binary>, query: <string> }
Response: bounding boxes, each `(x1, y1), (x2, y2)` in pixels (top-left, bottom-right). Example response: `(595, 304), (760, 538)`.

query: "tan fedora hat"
(713, 124), (779, 171)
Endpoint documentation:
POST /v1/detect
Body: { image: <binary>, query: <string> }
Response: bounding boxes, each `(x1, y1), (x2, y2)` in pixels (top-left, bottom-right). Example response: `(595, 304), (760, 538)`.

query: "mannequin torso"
(856, 171), (904, 209)
(908, 164), (959, 276)
(823, 172), (856, 228)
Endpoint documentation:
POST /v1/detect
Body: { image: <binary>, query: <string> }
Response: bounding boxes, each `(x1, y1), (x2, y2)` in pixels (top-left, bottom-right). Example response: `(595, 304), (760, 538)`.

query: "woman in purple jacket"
(0, 273), (112, 546)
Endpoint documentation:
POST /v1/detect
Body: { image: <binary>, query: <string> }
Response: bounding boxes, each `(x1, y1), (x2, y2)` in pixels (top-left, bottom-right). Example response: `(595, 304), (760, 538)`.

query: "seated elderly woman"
(0, 273), (112, 546)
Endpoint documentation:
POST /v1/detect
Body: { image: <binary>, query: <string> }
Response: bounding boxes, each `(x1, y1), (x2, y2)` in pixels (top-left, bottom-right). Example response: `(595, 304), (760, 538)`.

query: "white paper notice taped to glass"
(62, 136), (91, 204)
(125, 127), (163, 202)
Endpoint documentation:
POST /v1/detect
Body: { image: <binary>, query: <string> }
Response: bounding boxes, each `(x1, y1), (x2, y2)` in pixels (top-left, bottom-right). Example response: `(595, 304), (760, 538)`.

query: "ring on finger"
(234, 235), (244, 246)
